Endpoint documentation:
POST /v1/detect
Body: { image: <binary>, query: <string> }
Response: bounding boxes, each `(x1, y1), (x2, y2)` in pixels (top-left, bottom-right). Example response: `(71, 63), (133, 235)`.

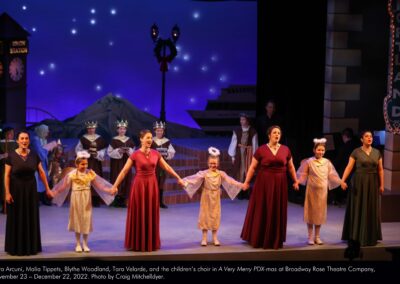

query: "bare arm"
(243, 157), (259, 190)
(287, 158), (299, 190)
(38, 162), (52, 197)
(378, 158), (384, 194)
(4, 164), (13, 203)
(158, 157), (184, 186)
(340, 157), (355, 190)
(112, 159), (133, 190)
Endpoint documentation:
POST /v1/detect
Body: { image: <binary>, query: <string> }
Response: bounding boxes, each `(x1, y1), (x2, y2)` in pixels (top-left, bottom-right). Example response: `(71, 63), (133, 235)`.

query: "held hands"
(340, 181), (348, 191)
(5, 192), (14, 204)
(177, 178), (186, 188)
(46, 188), (54, 199)
(110, 187), (118, 196)
(293, 181), (299, 191)
(242, 182), (250, 191)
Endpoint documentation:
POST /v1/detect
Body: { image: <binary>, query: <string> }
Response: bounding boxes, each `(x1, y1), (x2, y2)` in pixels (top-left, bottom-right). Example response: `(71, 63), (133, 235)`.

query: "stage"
(0, 200), (399, 261)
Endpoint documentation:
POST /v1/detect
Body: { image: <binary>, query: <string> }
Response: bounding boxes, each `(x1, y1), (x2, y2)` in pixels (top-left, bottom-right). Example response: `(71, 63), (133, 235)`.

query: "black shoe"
(160, 202), (168, 209)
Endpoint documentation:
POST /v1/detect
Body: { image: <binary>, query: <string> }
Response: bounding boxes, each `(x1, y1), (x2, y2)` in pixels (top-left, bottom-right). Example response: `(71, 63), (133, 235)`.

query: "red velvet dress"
(241, 144), (292, 249)
(125, 149), (161, 251)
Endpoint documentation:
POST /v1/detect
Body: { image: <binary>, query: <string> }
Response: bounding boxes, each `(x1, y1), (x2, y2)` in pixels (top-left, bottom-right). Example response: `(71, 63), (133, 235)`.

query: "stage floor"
(0, 200), (399, 261)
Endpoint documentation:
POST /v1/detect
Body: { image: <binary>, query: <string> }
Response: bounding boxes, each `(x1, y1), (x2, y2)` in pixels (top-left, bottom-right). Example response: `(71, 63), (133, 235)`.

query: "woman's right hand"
(341, 181), (348, 190)
(5, 192), (13, 204)
(242, 182), (250, 191)
(110, 187), (118, 196)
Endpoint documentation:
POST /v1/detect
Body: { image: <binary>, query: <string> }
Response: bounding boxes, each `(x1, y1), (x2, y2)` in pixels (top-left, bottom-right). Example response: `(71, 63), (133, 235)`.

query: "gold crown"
(116, 119), (128, 128)
(153, 121), (166, 129)
(85, 121), (98, 128)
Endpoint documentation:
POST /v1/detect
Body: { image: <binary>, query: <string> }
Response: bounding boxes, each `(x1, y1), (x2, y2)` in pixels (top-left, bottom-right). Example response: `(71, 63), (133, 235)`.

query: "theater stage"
(0, 200), (399, 261)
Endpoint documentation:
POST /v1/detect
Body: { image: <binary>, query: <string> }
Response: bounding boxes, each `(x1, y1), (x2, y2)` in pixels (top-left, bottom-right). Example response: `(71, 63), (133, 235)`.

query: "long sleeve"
(228, 131), (237, 158)
(91, 176), (115, 205)
(51, 172), (73, 207)
(296, 159), (310, 186)
(220, 171), (242, 200)
(252, 134), (259, 154)
(182, 170), (207, 198)
(95, 148), (106, 161)
(327, 160), (342, 190)
(166, 143), (176, 160)
(128, 146), (135, 156)
(75, 141), (83, 154)
(107, 145), (123, 159)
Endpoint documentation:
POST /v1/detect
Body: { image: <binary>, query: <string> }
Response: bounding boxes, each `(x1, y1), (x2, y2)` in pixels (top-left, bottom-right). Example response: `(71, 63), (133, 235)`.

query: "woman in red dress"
(241, 125), (299, 249)
(111, 130), (184, 251)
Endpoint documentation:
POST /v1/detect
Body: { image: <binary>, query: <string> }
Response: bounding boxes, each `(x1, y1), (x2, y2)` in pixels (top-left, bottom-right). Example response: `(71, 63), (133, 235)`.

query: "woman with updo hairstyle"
(4, 131), (53, 255)
(111, 129), (184, 251)
(241, 125), (299, 249)
(340, 130), (384, 247)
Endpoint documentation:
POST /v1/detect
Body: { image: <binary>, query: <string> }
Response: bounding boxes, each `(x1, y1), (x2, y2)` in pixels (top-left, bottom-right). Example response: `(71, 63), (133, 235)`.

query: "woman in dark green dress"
(4, 131), (53, 255)
(340, 130), (384, 246)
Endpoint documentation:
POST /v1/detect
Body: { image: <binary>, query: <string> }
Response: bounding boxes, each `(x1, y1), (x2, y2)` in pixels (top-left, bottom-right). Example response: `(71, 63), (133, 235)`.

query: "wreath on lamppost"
(154, 38), (178, 71)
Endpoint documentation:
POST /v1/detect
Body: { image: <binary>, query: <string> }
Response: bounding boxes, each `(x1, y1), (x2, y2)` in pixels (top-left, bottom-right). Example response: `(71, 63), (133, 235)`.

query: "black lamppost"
(151, 23), (180, 123)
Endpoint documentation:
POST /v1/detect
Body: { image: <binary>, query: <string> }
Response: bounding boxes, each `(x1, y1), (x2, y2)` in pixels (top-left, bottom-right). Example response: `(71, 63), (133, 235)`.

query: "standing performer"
(52, 151), (115, 252)
(228, 113), (258, 199)
(48, 139), (67, 187)
(151, 121), (176, 209)
(241, 125), (299, 249)
(0, 127), (18, 214)
(182, 147), (244, 246)
(296, 138), (342, 245)
(30, 124), (58, 206)
(75, 121), (107, 207)
(341, 130), (384, 247)
(4, 131), (53, 255)
(111, 130), (184, 252)
(107, 120), (135, 207)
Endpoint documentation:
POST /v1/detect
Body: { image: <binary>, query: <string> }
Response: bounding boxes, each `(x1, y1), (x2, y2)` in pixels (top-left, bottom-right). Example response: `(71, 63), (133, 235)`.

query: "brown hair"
(267, 125), (282, 136)
(313, 143), (326, 150)
(75, 157), (88, 166)
(360, 130), (373, 139)
(16, 130), (30, 140)
(139, 129), (152, 139)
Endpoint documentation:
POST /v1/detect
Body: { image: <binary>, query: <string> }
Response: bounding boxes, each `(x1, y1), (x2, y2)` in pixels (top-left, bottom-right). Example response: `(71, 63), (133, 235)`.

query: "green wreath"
(154, 38), (178, 63)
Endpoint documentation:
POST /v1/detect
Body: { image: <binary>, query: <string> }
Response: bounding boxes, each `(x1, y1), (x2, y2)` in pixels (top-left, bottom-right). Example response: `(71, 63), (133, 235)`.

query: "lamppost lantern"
(171, 25), (180, 43)
(151, 23), (159, 42)
(151, 24), (180, 123)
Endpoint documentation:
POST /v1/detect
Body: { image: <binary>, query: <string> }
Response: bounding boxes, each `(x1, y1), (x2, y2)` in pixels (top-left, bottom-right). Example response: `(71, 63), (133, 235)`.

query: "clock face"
(9, 57), (24, 82)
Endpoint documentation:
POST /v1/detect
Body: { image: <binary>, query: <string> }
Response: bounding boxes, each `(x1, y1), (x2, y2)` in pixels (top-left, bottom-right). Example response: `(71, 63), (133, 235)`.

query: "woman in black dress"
(4, 131), (53, 255)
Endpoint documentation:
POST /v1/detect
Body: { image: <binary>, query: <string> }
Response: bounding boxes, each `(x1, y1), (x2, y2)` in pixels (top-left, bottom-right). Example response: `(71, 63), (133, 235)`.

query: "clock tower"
(0, 12), (30, 129)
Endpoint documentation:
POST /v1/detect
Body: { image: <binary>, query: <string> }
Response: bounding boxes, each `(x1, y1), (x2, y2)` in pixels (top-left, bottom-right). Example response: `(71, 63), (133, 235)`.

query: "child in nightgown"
(51, 151), (115, 252)
(296, 138), (343, 245)
(182, 147), (244, 246)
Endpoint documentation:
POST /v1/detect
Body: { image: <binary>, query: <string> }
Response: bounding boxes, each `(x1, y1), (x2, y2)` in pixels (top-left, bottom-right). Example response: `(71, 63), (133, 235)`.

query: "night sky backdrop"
(1, 0), (257, 128)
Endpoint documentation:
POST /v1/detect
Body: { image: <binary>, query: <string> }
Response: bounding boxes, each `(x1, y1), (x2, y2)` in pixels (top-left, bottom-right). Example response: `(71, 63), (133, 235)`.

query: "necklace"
(362, 146), (372, 155)
(141, 148), (150, 158)
(267, 143), (280, 150)
(16, 148), (29, 156)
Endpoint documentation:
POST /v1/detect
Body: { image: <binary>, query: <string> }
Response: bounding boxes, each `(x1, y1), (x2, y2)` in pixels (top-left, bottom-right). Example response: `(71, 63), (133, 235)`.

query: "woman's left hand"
(46, 190), (54, 199)
(379, 186), (384, 194)
(293, 181), (299, 191)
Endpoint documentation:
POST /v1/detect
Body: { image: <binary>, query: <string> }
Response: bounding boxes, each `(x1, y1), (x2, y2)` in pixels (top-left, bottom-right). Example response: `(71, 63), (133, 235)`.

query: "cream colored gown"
(297, 157), (341, 225)
(52, 169), (114, 234)
(183, 170), (242, 230)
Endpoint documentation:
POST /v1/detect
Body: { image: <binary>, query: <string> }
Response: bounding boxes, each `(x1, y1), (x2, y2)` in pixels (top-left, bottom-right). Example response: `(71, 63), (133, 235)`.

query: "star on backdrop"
(2, 0), (256, 128)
